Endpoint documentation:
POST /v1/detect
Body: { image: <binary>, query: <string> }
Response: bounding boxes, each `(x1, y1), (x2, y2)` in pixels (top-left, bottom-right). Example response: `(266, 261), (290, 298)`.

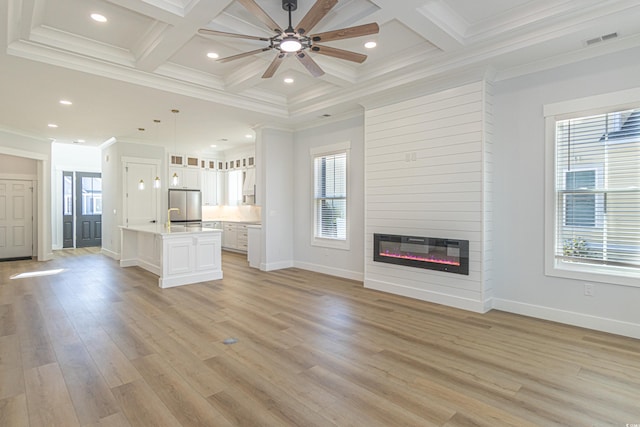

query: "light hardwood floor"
(0, 250), (639, 426)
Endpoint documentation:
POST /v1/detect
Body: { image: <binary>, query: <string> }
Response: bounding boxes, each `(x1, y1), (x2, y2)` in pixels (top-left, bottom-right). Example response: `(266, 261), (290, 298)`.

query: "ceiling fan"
(198, 0), (379, 78)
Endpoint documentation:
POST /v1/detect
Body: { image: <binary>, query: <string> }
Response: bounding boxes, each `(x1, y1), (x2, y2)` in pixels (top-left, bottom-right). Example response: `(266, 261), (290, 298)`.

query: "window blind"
(555, 108), (640, 269)
(314, 152), (347, 240)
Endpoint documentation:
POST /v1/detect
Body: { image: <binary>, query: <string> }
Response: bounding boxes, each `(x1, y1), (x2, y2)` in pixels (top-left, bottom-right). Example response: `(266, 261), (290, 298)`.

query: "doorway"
(0, 179), (34, 260)
(123, 161), (159, 227)
(62, 172), (102, 248)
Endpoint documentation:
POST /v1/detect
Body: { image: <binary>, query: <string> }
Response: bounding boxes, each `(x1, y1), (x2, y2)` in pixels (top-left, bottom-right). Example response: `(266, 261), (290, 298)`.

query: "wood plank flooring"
(0, 250), (639, 426)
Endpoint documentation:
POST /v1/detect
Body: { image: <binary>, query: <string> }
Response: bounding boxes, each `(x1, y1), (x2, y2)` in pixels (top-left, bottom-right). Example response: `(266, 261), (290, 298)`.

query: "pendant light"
(171, 109), (180, 186)
(153, 119), (161, 188)
(138, 179), (145, 190)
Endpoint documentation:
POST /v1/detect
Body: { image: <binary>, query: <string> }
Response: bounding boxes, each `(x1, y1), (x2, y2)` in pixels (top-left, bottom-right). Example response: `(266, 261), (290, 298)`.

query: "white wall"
(257, 128), (294, 270)
(292, 115), (365, 280)
(492, 46), (640, 338)
(0, 153), (37, 175)
(363, 81), (493, 312)
(51, 143), (101, 249)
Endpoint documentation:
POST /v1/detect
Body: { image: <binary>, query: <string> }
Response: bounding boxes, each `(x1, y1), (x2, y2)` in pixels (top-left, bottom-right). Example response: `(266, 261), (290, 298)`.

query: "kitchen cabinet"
(200, 158), (217, 170)
(169, 153), (199, 168)
(247, 225), (261, 269)
(169, 166), (200, 189)
(169, 153), (201, 189)
(119, 224), (222, 288)
(202, 221), (222, 229)
(201, 170), (219, 206)
(222, 222), (248, 252)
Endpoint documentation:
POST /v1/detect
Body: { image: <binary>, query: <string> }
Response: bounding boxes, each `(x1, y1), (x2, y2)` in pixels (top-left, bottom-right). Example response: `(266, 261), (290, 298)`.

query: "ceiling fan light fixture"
(364, 41), (377, 49)
(280, 36), (302, 53)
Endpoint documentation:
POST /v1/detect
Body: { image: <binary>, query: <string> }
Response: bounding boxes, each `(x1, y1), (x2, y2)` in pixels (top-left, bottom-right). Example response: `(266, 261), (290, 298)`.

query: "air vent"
(585, 32), (618, 46)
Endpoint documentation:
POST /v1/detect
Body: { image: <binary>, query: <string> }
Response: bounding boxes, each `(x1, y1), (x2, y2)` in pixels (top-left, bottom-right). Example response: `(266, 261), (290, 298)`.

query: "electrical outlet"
(584, 283), (595, 296)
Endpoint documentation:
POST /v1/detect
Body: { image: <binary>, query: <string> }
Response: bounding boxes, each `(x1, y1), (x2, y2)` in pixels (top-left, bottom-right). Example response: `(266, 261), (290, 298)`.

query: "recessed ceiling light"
(207, 52), (219, 59)
(364, 41), (377, 49)
(283, 77), (294, 84)
(76, 139), (85, 143)
(59, 99), (72, 105)
(48, 123), (58, 128)
(210, 144), (217, 148)
(91, 13), (107, 23)
(245, 134), (252, 138)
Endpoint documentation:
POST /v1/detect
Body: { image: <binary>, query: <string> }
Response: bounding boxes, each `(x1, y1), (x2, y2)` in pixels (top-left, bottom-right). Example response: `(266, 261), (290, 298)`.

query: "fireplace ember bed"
(374, 234), (469, 275)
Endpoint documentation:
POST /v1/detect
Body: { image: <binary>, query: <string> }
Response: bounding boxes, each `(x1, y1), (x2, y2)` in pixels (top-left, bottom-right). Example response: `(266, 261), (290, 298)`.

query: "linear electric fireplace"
(374, 234), (469, 275)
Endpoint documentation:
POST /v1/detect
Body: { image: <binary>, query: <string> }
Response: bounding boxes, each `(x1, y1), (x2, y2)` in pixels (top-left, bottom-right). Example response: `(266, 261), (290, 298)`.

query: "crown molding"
(495, 34), (640, 82)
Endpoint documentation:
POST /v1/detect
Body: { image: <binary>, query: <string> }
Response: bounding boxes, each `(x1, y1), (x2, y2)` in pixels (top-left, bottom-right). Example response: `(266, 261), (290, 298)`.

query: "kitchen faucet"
(167, 208), (180, 228)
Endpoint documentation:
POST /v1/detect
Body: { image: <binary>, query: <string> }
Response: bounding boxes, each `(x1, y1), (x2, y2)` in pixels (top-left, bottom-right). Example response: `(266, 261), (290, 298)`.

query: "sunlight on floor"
(10, 269), (65, 279)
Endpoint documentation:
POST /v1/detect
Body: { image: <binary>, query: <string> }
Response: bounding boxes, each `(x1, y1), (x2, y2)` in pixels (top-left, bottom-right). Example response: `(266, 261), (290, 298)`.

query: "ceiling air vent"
(585, 32), (618, 46)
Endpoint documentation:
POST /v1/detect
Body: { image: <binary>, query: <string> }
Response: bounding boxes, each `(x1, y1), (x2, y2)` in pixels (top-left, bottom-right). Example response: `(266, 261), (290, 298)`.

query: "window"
(546, 105), (640, 285)
(564, 169), (597, 227)
(227, 169), (243, 206)
(311, 142), (350, 249)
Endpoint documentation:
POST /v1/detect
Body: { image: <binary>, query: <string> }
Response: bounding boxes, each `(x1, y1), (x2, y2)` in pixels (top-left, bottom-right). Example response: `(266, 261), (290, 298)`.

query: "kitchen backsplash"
(202, 205), (261, 223)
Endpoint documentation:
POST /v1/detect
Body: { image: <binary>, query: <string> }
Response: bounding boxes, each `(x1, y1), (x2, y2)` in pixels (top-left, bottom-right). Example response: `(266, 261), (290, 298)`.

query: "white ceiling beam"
(368, 0), (465, 52)
(134, 0), (234, 72)
(9, 0), (41, 41)
(223, 60), (270, 93)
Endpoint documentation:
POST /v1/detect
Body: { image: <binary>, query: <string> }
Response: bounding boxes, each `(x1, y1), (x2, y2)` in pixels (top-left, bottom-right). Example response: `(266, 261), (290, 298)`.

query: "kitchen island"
(119, 224), (222, 288)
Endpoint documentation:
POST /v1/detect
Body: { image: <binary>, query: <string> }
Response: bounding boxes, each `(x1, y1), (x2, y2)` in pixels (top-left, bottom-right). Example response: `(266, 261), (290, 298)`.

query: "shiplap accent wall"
(364, 80), (493, 312)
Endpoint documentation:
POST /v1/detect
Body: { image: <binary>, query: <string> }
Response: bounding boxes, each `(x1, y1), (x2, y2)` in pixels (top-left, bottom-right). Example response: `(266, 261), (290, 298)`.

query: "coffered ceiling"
(2, 0), (640, 154)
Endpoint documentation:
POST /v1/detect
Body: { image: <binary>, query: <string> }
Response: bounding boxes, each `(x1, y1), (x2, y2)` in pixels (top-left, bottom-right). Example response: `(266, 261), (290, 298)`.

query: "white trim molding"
(493, 298), (640, 340)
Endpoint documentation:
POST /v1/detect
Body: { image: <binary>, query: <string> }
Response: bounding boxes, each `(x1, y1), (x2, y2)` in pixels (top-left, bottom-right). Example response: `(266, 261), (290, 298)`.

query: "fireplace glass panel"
(374, 234), (469, 275)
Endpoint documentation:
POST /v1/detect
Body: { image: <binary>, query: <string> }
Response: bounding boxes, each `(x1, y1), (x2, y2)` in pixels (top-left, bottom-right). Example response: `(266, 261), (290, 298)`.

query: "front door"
(75, 172), (102, 248)
(0, 179), (33, 260)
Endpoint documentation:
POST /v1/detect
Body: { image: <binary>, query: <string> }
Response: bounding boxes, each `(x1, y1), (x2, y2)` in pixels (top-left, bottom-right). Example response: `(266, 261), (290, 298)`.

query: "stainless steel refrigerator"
(168, 189), (202, 224)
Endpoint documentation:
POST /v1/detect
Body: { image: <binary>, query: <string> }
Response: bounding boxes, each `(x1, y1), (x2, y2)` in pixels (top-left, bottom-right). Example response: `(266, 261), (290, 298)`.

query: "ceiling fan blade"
(296, 0), (338, 35)
(312, 45), (367, 63)
(236, 0), (282, 33)
(296, 52), (325, 77)
(218, 47), (273, 63)
(197, 28), (270, 42)
(310, 22), (379, 43)
(262, 53), (286, 78)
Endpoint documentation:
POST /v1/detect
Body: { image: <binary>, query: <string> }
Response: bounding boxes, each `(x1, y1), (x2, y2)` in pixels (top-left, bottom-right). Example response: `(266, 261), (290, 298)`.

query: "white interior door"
(124, 162), (159, 226)
(0, 180), (33, 259)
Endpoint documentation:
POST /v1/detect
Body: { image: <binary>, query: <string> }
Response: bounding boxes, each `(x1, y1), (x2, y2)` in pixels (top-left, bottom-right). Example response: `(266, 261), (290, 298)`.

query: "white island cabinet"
(119, 224), (222, 288)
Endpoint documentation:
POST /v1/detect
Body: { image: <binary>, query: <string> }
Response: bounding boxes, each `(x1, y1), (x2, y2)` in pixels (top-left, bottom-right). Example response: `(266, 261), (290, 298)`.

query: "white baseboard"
(493, 298), (640, 339)
(101, 247), (120, 260)
(260, 260), (294, 271)
(365, 278), (491, 313)
(294, 261), (364, 282)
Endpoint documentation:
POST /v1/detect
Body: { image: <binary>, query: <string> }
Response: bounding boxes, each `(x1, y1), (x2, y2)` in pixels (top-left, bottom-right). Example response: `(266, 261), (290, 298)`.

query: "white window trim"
(544, 89), (640, 287)
(310, 141), (351, 250)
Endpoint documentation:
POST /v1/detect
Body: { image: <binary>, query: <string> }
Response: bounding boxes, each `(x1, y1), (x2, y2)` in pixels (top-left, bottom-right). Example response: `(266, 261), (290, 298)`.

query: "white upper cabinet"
(168, 166), (200, 189)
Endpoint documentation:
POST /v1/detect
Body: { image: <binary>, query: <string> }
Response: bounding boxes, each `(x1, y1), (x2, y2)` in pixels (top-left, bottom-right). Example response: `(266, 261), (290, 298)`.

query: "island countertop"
(119, 224), (221, 236)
